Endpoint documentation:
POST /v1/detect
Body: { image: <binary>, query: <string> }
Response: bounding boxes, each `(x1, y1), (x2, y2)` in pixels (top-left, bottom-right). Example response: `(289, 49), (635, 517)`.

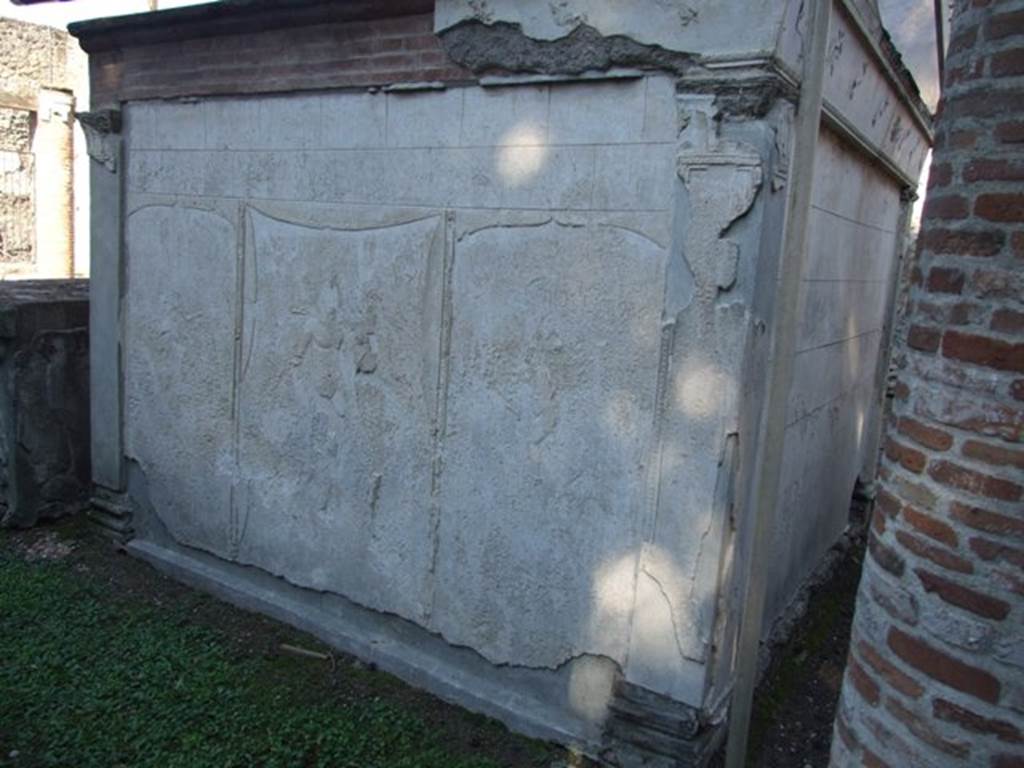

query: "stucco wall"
(766, 126), (906, 628)
(120, 76), (760, 733)
(77, 0), (935, 760)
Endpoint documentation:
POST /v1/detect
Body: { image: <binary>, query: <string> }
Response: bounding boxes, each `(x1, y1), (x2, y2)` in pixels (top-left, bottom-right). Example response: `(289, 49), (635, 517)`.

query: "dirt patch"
(736, 527), (866, 767)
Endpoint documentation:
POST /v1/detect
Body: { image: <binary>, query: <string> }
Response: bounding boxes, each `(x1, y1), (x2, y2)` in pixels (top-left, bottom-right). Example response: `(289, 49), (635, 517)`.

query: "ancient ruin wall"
(831, 2), (1024, 765)
(0, 18), (87, 277)
(74, 1), (932, 762)
(117, 73), (750, 746)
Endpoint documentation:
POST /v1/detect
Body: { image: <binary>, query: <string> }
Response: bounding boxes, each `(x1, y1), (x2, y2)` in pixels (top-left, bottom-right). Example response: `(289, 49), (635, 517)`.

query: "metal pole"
(723, 1), (832, 766)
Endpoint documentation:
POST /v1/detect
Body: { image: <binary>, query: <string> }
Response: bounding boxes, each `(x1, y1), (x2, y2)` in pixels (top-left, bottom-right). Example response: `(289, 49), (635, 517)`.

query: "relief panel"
(433, 215), (667, 668)
(235, 210), (445, 622)
(124, 205), (238, 554)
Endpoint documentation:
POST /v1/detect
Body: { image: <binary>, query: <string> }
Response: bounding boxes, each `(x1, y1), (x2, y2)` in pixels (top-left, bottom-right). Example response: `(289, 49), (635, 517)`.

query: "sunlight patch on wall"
(496, 122), (548, 186)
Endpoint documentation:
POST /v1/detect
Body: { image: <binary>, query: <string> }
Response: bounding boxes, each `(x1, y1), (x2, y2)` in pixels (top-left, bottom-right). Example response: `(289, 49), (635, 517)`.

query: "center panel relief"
(235, 209), (445, 623)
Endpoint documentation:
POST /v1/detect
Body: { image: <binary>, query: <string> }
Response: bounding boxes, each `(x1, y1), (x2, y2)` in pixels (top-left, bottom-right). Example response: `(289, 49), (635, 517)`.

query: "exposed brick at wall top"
(831, 1), (1024, 766)
(88, 11), (472, 107)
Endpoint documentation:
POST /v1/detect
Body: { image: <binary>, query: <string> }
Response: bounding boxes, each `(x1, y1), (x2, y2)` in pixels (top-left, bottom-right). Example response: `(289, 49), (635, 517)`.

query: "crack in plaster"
(641, 561), (700, 665)
(132, 452), (624, 675)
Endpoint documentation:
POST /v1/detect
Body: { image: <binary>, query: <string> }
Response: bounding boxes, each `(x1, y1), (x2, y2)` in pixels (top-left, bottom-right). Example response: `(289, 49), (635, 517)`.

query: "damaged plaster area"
(624, 96), (771, 706)
(440, 21), (696, 76)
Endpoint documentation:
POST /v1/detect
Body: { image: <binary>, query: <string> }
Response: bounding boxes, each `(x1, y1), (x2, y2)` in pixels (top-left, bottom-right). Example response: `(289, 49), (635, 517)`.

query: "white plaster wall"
(765, 126), (903, 625)
(121, 76), (749, 716)
(118, 70), (913, 737)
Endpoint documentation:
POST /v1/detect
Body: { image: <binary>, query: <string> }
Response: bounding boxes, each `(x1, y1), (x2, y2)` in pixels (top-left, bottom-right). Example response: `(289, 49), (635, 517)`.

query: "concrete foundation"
(71, 1), (931, 764)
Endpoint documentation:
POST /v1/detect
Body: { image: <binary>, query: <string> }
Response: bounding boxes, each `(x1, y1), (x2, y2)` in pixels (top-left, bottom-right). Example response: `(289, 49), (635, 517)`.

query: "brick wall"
(86, 10), (471, 107)
(830, 1), (1024, 766)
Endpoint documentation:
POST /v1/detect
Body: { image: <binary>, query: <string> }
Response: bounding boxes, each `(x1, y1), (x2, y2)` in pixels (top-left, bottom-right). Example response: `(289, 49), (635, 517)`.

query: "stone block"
(460, 83), (549, 146)
(0, 280), (90, 528)
(386, 88), (464, 148)
(320, 91), (387, 149)
(129, 99), (205, 151)
(547, 78), (648, 145)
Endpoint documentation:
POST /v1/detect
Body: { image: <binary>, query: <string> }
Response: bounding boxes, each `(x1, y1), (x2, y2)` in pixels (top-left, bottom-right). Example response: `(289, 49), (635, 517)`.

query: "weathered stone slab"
(0, 280), (89, 528)
(123, 205), (237, 553)
(233, 209), (445, 622)
(432, 214), (667, 668)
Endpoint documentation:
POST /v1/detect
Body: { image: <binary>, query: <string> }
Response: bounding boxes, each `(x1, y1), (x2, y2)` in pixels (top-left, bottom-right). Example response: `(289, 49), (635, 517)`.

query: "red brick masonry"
(76, 2), (471, 107)
(830, 1), (1024, 766)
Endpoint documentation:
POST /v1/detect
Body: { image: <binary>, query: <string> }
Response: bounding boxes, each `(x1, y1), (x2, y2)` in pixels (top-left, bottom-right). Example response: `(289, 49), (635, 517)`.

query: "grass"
(1, 520), (861, 768)
(0, 532), (535, 768)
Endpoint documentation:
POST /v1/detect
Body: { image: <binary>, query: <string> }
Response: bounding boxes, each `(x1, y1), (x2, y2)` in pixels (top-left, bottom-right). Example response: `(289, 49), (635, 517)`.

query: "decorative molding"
(602, 680), (725, 767)
(88, 490), (134, 543)
(676, 96), (763, 296)
(76, 109), (122, 172)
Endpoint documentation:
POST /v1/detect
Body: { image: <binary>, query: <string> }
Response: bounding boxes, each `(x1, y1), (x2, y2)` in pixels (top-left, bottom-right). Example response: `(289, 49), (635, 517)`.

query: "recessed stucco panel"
(124, 205), (237, 553)
(234, 210), (444, 621)
(768, 125), (905, 630)
(433, 218), (667, 667)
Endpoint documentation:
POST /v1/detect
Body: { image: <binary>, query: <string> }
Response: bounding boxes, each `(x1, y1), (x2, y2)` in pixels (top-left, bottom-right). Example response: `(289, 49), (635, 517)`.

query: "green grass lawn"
(1, 520), (859, 768)
(0, 527), (556, 768)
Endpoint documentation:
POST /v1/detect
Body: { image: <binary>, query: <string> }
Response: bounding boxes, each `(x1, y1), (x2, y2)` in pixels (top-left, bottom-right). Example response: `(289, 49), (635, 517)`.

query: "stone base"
(87, 489), (134, 542)
(602, 681), (725, 767)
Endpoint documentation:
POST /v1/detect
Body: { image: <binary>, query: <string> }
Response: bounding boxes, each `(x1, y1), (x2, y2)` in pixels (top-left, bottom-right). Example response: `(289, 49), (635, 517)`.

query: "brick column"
(830, 2), (1024, 767)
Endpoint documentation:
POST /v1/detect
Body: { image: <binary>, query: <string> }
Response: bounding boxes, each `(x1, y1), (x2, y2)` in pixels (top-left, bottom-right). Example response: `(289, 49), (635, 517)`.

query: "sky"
(2, 0), (942, 109)
(878, 0), (942, 109)
(1, 0), (203, 27)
